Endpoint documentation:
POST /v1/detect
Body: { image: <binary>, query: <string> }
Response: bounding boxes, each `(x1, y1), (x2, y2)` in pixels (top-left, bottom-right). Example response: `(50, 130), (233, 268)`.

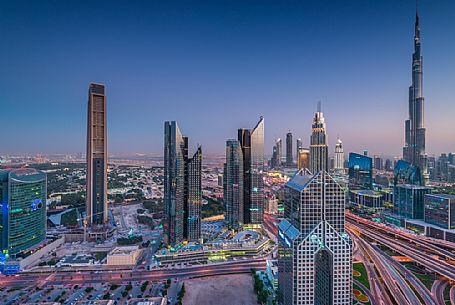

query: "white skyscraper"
(278, 170), (352, 305)
(334, 137), (345, 172)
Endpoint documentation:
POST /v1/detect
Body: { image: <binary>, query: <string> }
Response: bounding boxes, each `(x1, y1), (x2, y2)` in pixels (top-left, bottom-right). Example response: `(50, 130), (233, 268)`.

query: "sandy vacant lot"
(183, 274), (258, 305)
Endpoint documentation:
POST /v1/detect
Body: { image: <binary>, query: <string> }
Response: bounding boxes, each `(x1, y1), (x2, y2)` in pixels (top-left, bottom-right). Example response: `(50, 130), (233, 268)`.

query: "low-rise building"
(127, 298), (167, 305)
(107, 245), (142, 266)
(424, 194), (455, 230)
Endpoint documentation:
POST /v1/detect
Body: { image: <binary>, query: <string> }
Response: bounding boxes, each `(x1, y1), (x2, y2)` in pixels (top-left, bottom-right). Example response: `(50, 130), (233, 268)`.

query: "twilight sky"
(1, 0), (454, 157)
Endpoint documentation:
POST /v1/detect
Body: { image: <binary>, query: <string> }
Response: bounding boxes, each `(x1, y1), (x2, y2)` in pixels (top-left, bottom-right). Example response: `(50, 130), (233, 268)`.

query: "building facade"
(238, 117), (264, 224)
(0, 168), (47, 257)
(286, 132), (293, 167)
(424, 194), (455, 230)
(224, 139), (244, 229)
(297, 148), (310, 171)
(164, 121), (202, 245)
(278, 170), (352, 305)
(403, 12), (429, 184)
(348, 152), (373, 190)
(395, 184), (431, 219)
(296, 138), (302, 165)
(86, 83), (108, 226)
(309, 104), (328, 174)
(334, 138), (344, 172)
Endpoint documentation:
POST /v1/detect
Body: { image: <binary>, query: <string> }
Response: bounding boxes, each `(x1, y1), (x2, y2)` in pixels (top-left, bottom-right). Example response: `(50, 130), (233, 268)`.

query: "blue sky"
(1, 0), (454, 157)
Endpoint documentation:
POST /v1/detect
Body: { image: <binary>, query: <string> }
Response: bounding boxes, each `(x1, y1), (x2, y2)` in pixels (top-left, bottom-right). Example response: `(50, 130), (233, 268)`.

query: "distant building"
(424, 194), (455, 230)
(224, 139), (244, 229)
(286, 132), (293, 167)
(349, 190), (384, 210)
(164, 121), (202, 245)
(271, 138), (282, 169)
(384, 159), (393, 171)
(126, 298), (167, 305)
(309, 103), (329, 173)
(395, 184), (431, 219)
(334, 138), (344, 172)
(278, 170), (351, 305)
(238, 117), (264, 225)
(296, 138), (302, 165)
(86, 83), (108, 226)
(348, 152), (373, 190)
(297, 148), (310, 171)
(374, 155), (383, 170)
(107, 246), (142, 266)
(0, 168), (47, 257)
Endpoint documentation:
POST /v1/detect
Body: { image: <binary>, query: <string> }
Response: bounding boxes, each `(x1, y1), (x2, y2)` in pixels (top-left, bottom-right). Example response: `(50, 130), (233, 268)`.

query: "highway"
(0, 259), (266, 288)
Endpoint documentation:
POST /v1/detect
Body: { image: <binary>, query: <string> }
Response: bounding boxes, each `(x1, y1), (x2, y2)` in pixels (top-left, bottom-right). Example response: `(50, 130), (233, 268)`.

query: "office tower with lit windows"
(348, 152), (373, 190)
(297, 147), (310, 170)
(186, 146), (202, 240)
(0, 168), (47, 258)
(224, 139), (244, 229)
(403, 11), (429, 185)
(286, 132), (293, 167)
(238, 117), (264, 224)
(271, 138), (282, 169)
(334, 138), (344, 172)
(395, 184), (431, 219)
(164, 121), (202, 245)
(278, 170), (352, 305)
(309, 103), (328, 174)
(86, 83), (108, 226)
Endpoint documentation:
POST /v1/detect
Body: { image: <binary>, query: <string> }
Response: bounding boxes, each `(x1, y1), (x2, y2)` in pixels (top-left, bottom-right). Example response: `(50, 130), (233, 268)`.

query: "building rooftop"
(126, 297), (167, 305)
(285, 170), (314, 192)
(110, 245), (140, 255)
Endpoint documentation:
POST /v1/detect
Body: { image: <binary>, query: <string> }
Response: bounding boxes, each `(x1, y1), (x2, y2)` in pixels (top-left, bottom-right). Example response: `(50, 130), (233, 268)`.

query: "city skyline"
(2, 1), (455, 156)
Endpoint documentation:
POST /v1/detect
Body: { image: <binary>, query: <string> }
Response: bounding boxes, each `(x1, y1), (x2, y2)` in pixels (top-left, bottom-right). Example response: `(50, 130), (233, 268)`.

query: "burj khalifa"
(403, 11), (429, 185)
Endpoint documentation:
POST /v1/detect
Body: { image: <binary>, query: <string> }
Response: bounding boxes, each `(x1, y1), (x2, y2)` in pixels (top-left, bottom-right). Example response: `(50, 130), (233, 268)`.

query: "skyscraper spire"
(403, 5), (428, 185)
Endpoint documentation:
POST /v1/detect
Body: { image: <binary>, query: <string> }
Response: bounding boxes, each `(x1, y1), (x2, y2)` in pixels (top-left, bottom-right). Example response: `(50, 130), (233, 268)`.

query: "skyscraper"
(334, 137), (344, 172)
(186, 146), (202, 240)
(164, 121), (202, 245)
(86, 83), (108, 226)
(278, 170), (352, 305)
(286, 131), (293, 167)
(224, 139), (244, 229)
(0, 169), (47, 258)
(296, 138), (302, 164)
(297, 147), (310, 170)
(309, 103), (328, 174)
(348, 152), (373, 190)
(271, 138), (282, 169)
(403, 11), (429, 185)
(238, 117), (264, 224)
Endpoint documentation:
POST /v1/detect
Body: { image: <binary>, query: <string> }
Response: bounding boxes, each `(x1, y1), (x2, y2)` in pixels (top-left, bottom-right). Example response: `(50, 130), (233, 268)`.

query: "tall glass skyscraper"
(224, 139), (244, 229)
(403, 11), (429, 185)
(0, 169), (47, 257)
(278, 170), (352, 305)
(296, 138), (302, 165)
(309, 103), (328, 174)
(86, 83), (108, 226)
(271, 138), (282, 169)
(164, 121), (202, 245)
(286, 131), (293, 167)
(238, 117), (264, 224)
(348, 152), (373, 190)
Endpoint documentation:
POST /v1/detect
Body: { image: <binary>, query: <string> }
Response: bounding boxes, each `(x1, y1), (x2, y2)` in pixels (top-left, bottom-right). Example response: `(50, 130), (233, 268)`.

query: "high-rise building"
(271, 138), (282, 169)
(224, 139), (244, 229)
(334, 138), (344, 172)
(0, 168), (47, 257)
(424, 194), (455, 230)
(86, 83), (108, 226)
(309, 103), (329, 174)
(385, 159), (393, 171)
(186, 147), (202, 240)
(278, 170), (352, 305)
(297, 147), (310, 170)
(348, 152), (373, 190)
(164, 121), (202, 245)
(286, 132), (293, 167)
(238, 117), (264, 224)
(296, 138), (302, 165)
(395, 184), (431, 219)
(403, 11), (429, 185)
(374, 155), (383, 170)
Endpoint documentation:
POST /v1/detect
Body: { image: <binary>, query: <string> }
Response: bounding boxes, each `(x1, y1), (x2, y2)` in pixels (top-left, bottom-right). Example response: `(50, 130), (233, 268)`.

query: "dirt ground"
(183, 274), (258, 305)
